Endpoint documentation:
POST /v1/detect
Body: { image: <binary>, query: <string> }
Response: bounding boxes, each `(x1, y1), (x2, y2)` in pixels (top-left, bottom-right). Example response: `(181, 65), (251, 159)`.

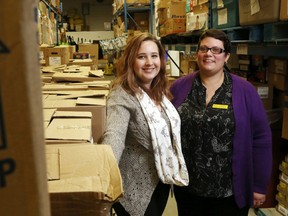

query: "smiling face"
(197, 36), (230, 76)
(133, 40), (161, 89)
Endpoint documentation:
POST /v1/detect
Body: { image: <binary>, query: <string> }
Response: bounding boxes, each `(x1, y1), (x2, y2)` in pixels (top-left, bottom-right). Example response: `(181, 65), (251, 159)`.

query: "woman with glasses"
(170, 29), (272, 216)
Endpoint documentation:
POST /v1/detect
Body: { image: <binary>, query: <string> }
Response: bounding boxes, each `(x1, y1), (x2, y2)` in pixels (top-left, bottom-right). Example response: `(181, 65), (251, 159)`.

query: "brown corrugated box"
(268, 58), (288, 76)
(78, 43), (99, 69)
(280, 0), (288, 20)
(46, 144), (123, 216)
(45, 46), (70, 66)
(42, 90), (107, 143)
(0, 0), (50, 215)
(268, 73), (288, 91)
(165, 18), (186, 35)
(251, 82), (273, 110)
(45, 111), (93, 143)
(238, 0), (280, 25)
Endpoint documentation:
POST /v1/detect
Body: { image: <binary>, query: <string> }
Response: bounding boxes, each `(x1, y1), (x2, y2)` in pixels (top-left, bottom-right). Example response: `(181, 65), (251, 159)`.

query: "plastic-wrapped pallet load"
(0, 0), (51, 215)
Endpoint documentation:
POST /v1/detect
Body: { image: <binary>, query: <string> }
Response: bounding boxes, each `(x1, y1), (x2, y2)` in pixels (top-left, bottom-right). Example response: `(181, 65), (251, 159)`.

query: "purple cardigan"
(170, 72), (272, 208)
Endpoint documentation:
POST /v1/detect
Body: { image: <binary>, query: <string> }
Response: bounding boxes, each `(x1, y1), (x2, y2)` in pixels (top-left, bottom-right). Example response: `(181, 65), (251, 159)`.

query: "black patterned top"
(177, 71), (235, 197)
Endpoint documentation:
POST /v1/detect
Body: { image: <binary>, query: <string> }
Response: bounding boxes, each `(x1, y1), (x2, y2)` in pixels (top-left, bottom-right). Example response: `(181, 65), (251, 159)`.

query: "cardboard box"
(268, 72), (288, 91)
(45, 46), (70, 66)
(180, 53), (198, 75)
(123, 0), (149, 5)
(196, 0), (209, 5)
(158, 8), (168, 25)
(73, 52), (90, 59)
(41, 85), (107, 143)
(277, 203), (288, 216)
(280, 0), (288, 20)
(192, 2), (209, 14)
(268, 58), (288, 76)
(133, 13), (150, 27)
(238, 0), (280, 25)
(186, 12), (208, 31)
(46, 144), (123, 216)
(59, 45), (76, 59)
(57, 106), (106, 143)
(165, 18), (186, 35)
(159, 22), (167, 37)
(167, 1), (187, 18)
(77, 44), (99, 58)
(68, 59), (94, 67)
(0, 0), (50, 215)
(251, 82), (273, 110)
(45, 111), (93, 143)
(78, 43), (99, 68)
(158, 0), (169, 8)
(157, 1), (186, 24)
(39, 44), (53, 60)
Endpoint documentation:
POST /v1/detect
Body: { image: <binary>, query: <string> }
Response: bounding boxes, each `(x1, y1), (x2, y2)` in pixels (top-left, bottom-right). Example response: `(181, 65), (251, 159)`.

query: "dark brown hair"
(113, 33), (171, 104)
(197, 29), (231, 54)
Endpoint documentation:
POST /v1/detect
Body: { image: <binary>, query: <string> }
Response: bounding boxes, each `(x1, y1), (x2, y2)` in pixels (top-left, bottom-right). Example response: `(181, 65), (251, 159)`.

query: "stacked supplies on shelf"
(276, 156), (288, 215)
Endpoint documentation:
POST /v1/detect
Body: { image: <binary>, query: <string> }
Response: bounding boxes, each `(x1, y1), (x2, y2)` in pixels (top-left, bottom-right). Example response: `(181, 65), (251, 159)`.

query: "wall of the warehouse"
(62, 0), (113, 31)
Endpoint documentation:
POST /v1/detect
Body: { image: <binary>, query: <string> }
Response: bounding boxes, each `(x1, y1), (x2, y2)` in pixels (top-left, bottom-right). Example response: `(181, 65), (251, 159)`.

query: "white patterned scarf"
(136, 89), (189, 186)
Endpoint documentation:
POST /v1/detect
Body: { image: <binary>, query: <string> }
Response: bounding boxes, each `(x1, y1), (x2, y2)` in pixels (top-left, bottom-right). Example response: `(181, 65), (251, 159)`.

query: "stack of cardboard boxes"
(40, 43), (99, 69)
(186, 0), (209, 32)
(157, 0), (187, 37)
(40, 38), (124, 214)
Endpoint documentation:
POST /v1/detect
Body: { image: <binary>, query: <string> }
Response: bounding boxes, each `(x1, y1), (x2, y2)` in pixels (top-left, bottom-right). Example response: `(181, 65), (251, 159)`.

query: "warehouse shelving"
(113, 0), (154, 34)
(39, 0), (62, 45)
(159, 0), (288, 58)
(160, 22), (288, 58)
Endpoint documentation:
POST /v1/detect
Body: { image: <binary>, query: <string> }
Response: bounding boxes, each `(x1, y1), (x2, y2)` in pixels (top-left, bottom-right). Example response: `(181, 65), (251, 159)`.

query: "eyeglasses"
(198, 46), (225, 54)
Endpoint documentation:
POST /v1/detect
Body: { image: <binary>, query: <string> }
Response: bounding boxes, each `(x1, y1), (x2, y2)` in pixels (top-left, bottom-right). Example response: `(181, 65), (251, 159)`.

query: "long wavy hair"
(112, 33), (171, 104)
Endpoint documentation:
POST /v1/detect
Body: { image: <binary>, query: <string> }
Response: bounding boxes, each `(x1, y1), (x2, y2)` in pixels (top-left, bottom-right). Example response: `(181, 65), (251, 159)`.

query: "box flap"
(43, 99), (77, 108)
(45, 118), (92, 142)
(43, 108), (57, 121)
(46, 144), (123, 201)
(56, 105), (106, 143)
(46, 147), (60, 180)
(76, 97), (106, 106)
(89, 70), (104, 77)
(53, 111), (92, 118)
(42, 84), (89, 91)
(42, 89), (109, 97)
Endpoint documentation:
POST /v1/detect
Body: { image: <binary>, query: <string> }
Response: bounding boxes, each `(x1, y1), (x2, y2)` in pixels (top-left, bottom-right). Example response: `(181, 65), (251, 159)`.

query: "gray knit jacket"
(100, 86), (160, 215)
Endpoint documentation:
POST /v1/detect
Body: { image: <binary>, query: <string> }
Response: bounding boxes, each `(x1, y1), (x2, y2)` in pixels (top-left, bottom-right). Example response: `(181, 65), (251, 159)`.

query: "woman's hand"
(253, 192), (266, 207)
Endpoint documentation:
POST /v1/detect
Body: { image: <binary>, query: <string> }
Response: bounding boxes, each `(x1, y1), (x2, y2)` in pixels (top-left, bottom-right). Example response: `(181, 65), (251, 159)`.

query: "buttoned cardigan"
(170, 71), (272, 208)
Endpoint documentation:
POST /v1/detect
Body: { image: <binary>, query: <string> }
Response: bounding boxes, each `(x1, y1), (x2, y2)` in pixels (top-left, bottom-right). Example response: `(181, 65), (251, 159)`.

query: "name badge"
(212, 104), (228, 109)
